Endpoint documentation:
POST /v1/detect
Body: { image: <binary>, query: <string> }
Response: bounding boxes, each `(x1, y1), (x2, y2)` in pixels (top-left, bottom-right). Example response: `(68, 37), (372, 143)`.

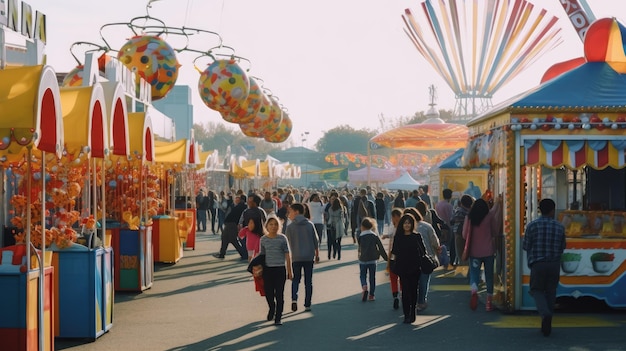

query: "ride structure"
(402, 0), (562, 121)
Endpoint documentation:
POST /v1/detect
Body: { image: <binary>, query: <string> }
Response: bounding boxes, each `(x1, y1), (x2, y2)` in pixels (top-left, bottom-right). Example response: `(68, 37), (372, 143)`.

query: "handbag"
(418, 233), (439, 274)
(420, 254), (439, 275)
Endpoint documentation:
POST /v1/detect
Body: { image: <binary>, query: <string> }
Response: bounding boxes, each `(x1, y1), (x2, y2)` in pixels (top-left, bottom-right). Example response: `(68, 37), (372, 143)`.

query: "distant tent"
(383, 173), (421, 191)
(348, 167), (400, 183)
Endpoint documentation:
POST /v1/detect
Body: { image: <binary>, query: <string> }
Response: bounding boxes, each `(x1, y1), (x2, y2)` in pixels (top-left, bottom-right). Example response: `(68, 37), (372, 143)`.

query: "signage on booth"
(0, 0), (46, 43)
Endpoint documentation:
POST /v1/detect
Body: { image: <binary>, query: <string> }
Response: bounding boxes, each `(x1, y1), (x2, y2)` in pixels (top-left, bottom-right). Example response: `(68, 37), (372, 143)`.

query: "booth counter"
(175, 210), (196, 250)
(110, 226), (153, 291)
(152, 216), (182, 263)
(0, 266), (54, 351)
(52, 246), (113, 339)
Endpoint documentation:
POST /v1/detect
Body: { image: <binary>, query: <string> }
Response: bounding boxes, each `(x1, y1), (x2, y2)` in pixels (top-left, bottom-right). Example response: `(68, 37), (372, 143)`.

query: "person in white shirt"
(307, 193), (326, 244)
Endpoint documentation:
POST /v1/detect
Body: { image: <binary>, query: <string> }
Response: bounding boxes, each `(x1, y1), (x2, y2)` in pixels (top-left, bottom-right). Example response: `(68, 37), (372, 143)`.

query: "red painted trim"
(112, 99), (127, 156)
(37, 89), (58, 153)
(91, 100), (105, 158)
(145, 128), (153, 162)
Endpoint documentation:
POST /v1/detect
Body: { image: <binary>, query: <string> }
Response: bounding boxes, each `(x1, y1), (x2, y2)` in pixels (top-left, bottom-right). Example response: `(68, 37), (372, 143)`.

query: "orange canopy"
(370, 118), (468, 151)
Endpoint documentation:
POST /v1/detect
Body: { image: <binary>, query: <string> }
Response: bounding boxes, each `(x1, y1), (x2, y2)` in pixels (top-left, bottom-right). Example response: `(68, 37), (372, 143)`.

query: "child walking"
(357, 217), (388, 301)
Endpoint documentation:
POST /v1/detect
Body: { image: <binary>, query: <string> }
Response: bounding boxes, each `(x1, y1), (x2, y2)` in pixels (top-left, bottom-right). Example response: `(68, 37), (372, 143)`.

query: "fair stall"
(462, 18), (626, 311)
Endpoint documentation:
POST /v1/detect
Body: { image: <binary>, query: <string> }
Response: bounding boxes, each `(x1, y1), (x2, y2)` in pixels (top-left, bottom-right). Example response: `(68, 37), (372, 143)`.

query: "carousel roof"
(510, 62), (626, 112)
(370, 118), (468, 151)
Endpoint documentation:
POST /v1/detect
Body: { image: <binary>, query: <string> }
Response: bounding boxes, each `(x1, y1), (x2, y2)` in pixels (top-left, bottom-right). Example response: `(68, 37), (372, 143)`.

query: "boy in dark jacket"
(357, 217), (388, 301)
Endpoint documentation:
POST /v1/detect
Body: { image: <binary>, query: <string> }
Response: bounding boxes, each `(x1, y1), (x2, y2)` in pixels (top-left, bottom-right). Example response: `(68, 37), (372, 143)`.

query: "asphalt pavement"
(55, 231), (626, 351)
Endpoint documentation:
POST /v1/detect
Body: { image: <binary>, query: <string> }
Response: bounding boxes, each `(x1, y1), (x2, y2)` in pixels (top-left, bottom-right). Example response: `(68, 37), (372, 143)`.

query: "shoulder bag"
(418, 233), (439, 274)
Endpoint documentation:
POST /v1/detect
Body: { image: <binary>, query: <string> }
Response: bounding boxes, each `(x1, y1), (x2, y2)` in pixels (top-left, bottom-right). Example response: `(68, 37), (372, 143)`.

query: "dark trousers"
(399, 272), (420, 319)
(209, 208), (217, 233)
(197, 209), (207, 231)
(217, 210), (225, 233)
(314, 223), (324, 244)
(292, 261), (314, 307)
(529, 261), (561, 318)
(219, 223), (246, 258)
(448, 234), (457, 265)
(264, 266), (287, 321)
(326, 227), (342, 259)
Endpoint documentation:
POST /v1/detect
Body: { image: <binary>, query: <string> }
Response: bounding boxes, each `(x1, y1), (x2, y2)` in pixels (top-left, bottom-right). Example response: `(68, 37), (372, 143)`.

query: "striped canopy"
(524, 139), (626, 170)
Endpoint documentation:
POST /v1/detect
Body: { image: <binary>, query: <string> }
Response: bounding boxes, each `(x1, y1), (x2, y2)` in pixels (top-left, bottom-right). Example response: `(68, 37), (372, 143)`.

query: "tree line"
(193, 109), (455, 158)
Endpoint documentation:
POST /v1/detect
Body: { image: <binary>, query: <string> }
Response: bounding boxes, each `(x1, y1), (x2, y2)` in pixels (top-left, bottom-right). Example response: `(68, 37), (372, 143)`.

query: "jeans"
(418, 273), (431, 304)
(529, 261), (560, 318)
(469, 255), (495, 294)
(217, 209), (225, 233)
(376, 219), (385, 235)
(292, 261), (314, 307)
(196, 209), (207, 231)
(359, 263), (377, 296)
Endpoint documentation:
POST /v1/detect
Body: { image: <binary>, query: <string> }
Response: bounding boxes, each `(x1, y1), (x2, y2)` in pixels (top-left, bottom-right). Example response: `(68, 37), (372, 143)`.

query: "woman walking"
(327, 197), (346, 260)
(463, 196), (502, 311)
(391, 213), (423, 323)
(259, 214), (293, 325)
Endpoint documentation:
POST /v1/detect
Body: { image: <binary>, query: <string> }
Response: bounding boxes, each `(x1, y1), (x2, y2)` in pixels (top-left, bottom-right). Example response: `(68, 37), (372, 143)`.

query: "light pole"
(301, 132), (309, 188)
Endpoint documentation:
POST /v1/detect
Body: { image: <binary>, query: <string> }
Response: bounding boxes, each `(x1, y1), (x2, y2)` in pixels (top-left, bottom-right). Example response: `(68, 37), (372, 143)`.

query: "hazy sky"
(11, 0), (626, 148)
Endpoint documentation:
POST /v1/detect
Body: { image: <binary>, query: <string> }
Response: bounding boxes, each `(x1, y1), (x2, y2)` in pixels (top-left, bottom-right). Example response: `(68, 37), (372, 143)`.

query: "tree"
(315, 125), (376, 155)
(192, 122), (284, 157)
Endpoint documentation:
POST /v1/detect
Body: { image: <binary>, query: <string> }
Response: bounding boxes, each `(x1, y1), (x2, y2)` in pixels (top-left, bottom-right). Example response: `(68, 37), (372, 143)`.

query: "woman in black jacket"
(391, 213), (423, 324)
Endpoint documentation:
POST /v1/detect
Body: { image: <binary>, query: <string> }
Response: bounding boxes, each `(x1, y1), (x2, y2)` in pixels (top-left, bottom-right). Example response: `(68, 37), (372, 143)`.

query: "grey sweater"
(285, 215), (319, 262)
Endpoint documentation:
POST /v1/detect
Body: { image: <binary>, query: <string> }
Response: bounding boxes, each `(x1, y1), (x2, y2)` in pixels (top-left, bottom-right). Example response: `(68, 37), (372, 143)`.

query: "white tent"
(383, 172), (421, 191)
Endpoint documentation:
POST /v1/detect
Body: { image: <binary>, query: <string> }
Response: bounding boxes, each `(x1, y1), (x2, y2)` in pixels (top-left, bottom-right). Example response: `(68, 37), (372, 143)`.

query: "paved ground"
(55, 232), (626, 351)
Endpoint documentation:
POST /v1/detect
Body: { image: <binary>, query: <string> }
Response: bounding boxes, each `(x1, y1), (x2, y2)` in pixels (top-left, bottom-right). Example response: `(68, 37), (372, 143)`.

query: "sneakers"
(361, 290), (369, 302)
(485, 295), (494, 312)
(305, 306), (311, 312)
(267, 306), (275, 321)
(368, 295), (376, 301)
(213, 254), (225, 259)
(291, 301), (297, 312)
(470, 292), (478, 311)
(417, 303), (427, 312)
(393, 297), (399, 310)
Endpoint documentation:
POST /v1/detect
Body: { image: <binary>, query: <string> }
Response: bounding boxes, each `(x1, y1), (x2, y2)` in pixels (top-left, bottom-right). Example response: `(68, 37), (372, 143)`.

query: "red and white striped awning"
(524, 139), (626, 169)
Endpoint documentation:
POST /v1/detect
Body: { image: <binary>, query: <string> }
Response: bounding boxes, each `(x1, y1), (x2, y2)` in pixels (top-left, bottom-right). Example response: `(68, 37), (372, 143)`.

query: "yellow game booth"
(152, 138), (200, 263)
(0, 65), (64, 351)
(49, 82), (114, 339)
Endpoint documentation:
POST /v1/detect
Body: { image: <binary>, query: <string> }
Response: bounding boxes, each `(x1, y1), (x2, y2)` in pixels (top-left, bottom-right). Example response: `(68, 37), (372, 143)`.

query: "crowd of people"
(195, 184), (561, 335)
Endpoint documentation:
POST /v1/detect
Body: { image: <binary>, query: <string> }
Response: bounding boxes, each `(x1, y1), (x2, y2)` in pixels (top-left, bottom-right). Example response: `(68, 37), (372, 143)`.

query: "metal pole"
(38, 149), (45, 351)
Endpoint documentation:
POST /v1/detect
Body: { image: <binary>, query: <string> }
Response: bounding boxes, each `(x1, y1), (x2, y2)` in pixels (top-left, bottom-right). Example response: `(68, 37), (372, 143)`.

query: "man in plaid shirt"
(523, 198), (566, 337)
